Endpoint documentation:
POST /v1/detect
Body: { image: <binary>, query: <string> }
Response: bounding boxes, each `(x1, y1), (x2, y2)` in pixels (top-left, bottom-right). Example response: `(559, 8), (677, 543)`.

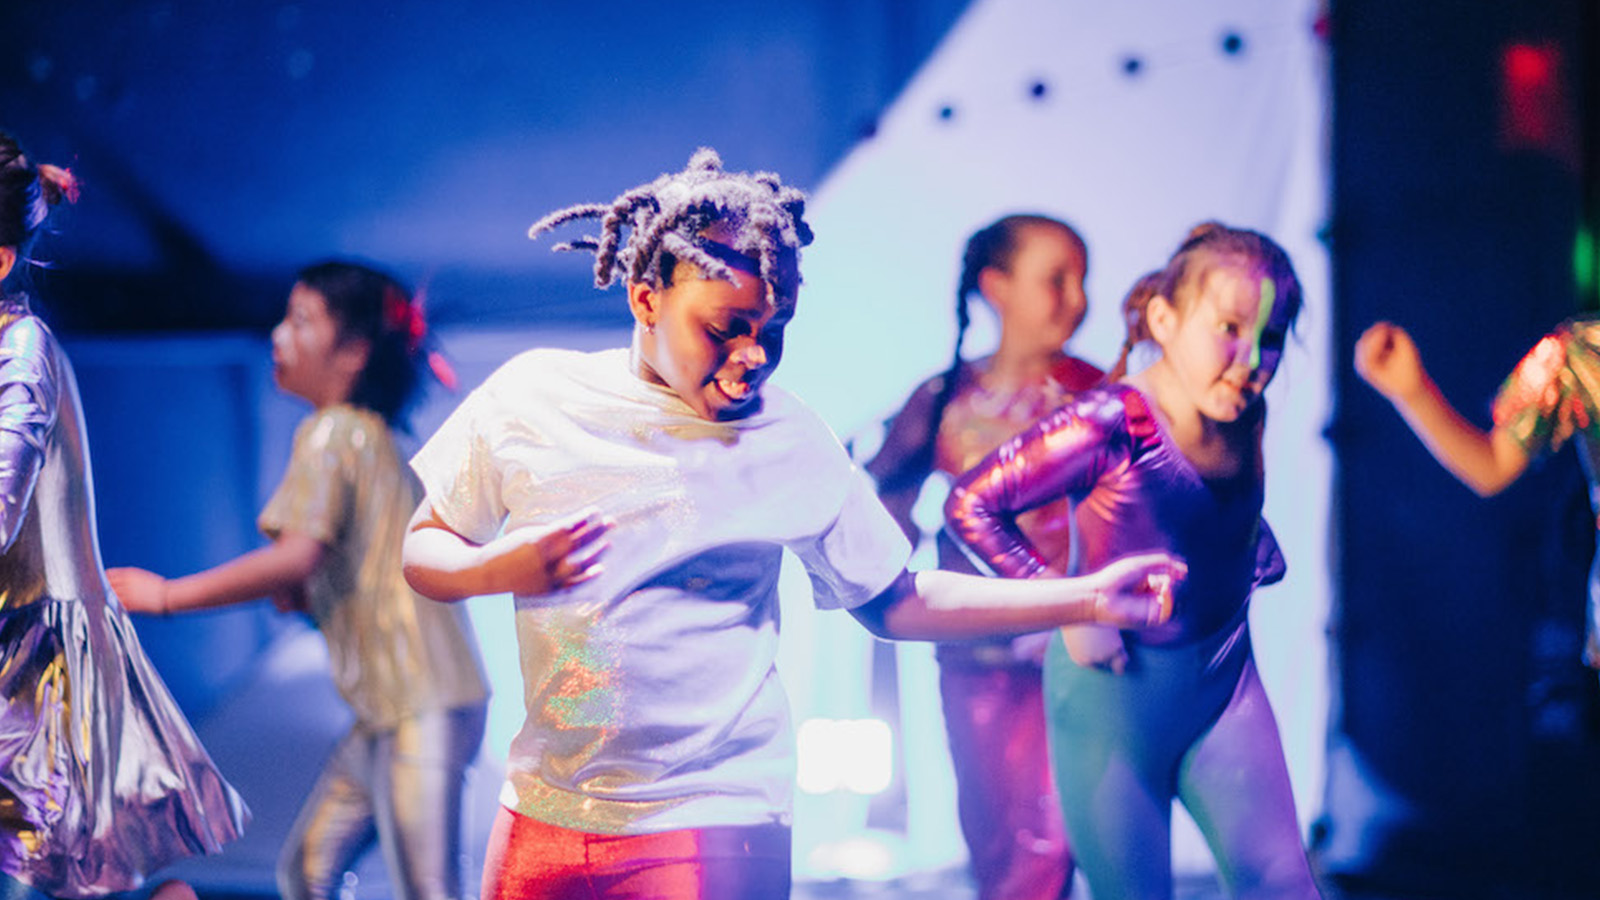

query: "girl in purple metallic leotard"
(947, 224), (1322, 900)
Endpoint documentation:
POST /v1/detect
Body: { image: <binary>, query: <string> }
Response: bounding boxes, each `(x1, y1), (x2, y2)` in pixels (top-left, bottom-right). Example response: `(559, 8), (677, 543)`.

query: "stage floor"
(795, 870), (1231, 899)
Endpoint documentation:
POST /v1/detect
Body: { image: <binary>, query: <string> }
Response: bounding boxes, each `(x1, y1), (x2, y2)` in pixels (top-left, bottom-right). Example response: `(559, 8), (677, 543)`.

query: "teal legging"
(1043, 625), (1321, 900)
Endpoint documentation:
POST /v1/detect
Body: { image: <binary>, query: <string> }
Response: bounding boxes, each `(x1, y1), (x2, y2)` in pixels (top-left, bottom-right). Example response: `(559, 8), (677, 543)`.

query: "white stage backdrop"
(774, 0), (1331, 879)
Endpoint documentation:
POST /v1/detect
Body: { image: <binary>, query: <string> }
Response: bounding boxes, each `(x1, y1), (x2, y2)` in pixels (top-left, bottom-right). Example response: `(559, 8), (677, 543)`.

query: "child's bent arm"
(403, 503), (610, 602)
(0, 429), (44, 555)
(849, 552), (1183, 641)
(945, 401), (1114, 578)
(0, 319), (57, 554)
(108, 531), (325, 614)
(1388, 380), (1529, 496)
(1355, 322), (1530, 496)
(402, 505), (491, 601)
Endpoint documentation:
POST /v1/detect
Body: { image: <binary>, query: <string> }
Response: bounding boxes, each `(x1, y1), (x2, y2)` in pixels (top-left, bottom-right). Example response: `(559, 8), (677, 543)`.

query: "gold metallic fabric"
(259, 405), (488, 729)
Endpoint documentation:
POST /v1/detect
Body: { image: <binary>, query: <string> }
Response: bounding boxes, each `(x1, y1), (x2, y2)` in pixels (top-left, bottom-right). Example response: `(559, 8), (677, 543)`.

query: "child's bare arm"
(1355, 322), (1529, 496)
(850, 551), (1182, 641)
(862, 381), (941, 546)
(109, 532), (325, 615)
(403, 503), (610, 602)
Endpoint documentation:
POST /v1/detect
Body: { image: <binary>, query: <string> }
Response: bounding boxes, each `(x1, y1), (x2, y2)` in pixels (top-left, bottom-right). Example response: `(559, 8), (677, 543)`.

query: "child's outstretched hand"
(1086, 551), (1184, 629)
(1354, 321), (1426, 402)
(486, 509), (612, 597)
(107, 566), (168, 615)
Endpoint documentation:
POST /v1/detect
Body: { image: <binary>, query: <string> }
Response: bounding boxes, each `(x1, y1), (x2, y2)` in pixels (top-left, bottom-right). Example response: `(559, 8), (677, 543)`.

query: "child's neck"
(299, 385), (356, 411)
(983, 342), (1064, 389)
(1131, 363), (1252, 480)
(286, 359), (360, 410)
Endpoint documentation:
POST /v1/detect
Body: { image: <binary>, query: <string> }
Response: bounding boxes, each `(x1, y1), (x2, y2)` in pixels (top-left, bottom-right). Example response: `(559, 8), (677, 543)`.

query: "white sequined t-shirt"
(410, 347), (909, 834)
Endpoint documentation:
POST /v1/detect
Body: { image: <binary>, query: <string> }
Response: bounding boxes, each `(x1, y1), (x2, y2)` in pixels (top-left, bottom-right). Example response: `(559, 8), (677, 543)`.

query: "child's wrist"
(1090, 586), (1111, 625)
(1068, 574), (1110, 625)
(1399, 371), (1442, 405)
(467, 540), (508, 597)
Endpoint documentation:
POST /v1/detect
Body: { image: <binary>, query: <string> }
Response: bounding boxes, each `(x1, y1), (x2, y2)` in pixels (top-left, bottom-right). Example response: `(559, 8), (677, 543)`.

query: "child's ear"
(626, 280), (660, 331)
(334, 336), (371, 378)
(0, 246), (14, 284)
(1145, 294), (1179, 345)
(976, 266), (1009, 312)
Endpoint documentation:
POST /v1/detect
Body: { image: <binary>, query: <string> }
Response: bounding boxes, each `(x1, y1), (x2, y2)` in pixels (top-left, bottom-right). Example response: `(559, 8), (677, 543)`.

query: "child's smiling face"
(629, 249), (796, 422)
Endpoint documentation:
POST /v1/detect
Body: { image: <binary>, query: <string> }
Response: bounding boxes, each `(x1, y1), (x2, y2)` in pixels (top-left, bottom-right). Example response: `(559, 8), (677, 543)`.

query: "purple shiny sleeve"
(944, 390), (1127, 580)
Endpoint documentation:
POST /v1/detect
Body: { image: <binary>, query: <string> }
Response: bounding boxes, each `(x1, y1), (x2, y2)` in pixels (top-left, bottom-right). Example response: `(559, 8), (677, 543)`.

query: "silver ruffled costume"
(0, 297), (247, 897)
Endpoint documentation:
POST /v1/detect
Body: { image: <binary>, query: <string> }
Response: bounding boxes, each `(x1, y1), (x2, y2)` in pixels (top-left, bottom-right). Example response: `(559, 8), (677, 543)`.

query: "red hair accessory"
(383, 286), (428, 352)
(383, 284), (458, 390)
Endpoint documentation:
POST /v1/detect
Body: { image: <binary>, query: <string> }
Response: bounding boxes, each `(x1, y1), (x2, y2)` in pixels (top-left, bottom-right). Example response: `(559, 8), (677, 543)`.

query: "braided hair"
(880, 215), (1083, 493)
(0, 131), (78, 288)
(295, 260), (443, 430)
(527, 148), (813, 303)
(1105, 269), (1163, 383)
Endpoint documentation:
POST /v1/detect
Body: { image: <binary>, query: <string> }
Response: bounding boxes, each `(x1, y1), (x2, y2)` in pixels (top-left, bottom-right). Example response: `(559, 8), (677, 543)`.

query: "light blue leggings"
(1043, 625), (1320, 900)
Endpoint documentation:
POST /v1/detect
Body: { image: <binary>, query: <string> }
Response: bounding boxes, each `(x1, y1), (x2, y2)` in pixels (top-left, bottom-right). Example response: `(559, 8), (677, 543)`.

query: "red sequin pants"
(480, 806), (791, 900)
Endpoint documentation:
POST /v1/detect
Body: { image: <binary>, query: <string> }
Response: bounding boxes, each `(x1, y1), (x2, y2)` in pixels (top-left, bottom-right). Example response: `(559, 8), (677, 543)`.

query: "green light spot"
(1250, 278), (1276, 369)
(1575, 227), (1597, 309)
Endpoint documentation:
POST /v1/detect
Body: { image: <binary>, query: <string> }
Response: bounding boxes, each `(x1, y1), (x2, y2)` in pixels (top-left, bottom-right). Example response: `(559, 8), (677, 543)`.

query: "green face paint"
(1248, 277), (1276, 370)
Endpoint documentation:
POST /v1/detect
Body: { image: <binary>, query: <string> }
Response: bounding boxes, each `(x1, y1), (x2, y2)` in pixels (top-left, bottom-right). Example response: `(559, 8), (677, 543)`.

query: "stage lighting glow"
(796, 718), (893, 795)
(804, 832), (902, 881)
(1575, 226), (1596, 301)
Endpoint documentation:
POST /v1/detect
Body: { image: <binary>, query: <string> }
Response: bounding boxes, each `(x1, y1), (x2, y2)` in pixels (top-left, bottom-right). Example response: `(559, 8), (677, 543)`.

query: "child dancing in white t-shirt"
(401, 149), (1185, 900)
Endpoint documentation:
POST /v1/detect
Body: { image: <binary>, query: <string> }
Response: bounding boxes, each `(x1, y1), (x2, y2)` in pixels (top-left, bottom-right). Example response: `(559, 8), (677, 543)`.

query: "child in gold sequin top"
(110, 262), (488, 900)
